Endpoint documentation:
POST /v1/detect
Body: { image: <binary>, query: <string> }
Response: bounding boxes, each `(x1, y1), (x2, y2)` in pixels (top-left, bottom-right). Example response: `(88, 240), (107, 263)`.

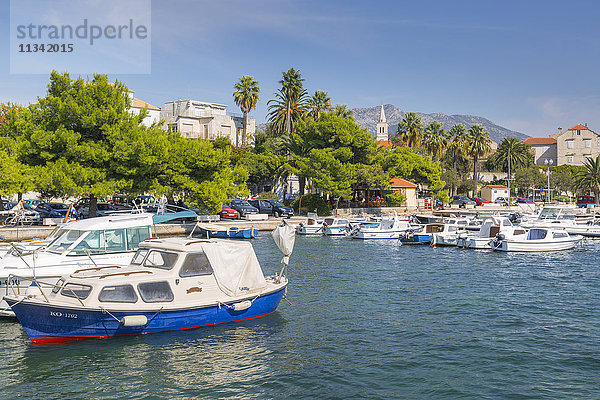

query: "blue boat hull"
(6, 287), (285, 343)
(400, 234), (431, 245)
(199, 228), (259, 239)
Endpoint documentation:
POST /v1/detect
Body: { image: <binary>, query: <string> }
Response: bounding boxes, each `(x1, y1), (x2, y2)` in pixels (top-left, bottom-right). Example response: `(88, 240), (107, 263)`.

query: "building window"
(566, 140), (574, 149)
(577, 130), (581, 135)
(584, 139), (592, 148)
(567, 155), (574, 164)
(170, 124), (178, 132)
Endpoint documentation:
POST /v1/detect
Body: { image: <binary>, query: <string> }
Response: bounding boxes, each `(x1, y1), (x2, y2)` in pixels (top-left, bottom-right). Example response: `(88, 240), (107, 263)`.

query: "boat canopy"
(200, 241), (267, 297)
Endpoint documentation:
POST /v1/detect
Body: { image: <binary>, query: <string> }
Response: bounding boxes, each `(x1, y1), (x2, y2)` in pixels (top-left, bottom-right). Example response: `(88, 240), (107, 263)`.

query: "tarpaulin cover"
(201, 241), (267, 297)
(271, 222), (296, 265)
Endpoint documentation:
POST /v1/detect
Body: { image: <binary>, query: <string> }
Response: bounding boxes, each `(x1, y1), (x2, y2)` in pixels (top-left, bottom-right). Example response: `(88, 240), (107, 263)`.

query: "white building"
(376, 105), (389, 142)
(161, 100), (255, 146)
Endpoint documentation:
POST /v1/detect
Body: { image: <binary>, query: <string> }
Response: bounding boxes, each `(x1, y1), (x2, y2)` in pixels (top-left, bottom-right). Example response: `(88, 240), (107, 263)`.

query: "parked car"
(516, 197), (535, 204)
(227, 199), (259, 218)
(450, 196), (476, 208)
(78, 202), (117, 218)
(34, 202), (77, 219)
(248, 199), (294, 218)
(576, 195), (596, 208)
(219, 205), (239, 220)
(471, 197), (490, 206)
(494, 197), (509, 205)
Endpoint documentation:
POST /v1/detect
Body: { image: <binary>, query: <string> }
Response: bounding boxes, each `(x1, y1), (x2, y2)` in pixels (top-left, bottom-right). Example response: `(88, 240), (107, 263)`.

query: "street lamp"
(544, 158), (554, 203)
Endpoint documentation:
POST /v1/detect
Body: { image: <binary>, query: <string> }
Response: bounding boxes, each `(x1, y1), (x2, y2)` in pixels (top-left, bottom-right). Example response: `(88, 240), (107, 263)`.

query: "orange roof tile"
(131, 97), (160, 111)
(569, 124), (589, 130)
(389, 177), (417, 188)
(377, 140), (395, 148)
(523, 137), (556, 145)
(485, 185), (508, 189)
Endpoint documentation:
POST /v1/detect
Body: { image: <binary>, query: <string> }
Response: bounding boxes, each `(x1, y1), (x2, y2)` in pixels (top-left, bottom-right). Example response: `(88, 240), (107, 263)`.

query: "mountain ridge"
(352, 104), (529, 143)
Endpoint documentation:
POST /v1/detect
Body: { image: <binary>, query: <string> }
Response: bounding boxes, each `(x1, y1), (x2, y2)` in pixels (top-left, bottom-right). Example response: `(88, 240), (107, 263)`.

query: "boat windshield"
(46, 227), (151, 255)
(47, 230), (85, 253)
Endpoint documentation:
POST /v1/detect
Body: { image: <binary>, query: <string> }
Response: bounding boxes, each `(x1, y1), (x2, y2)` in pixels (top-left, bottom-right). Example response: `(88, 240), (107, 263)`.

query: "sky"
(1, 0), (600, 137)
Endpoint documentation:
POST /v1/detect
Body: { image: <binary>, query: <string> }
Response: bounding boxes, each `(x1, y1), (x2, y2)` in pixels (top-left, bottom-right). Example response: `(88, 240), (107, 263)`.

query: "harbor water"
(0, 235), (599, 399)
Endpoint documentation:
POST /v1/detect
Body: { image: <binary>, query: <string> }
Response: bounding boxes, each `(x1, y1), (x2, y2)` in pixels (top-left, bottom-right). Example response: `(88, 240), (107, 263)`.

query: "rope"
(0, 296), (26, 314)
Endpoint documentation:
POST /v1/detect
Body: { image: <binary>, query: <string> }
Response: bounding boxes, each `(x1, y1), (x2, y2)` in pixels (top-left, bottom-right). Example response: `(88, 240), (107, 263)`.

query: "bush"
(385, 191), (406, 207)
(291, 194), (331, 216)
(256, 191), (279, 200)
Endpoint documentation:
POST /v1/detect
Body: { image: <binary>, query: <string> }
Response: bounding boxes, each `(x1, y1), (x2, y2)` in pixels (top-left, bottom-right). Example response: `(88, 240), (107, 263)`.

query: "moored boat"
(295, 212), (325, 235)
(491, 227), (582, 252)
(351, 213), (411, 239)
(4, 223), (294, 343)
(322, 217), (350, 236)
(195, 223), (258, 239)
(458, 216), (527, 250)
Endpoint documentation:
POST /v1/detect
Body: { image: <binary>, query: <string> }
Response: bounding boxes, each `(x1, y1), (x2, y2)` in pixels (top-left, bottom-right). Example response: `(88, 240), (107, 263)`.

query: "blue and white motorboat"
(0, 211), (197, 317)
(457, 216), (527, 250)
(4, 223), (294, 343)
(321, 217), (350, 236)
(195, 223), (258, 239)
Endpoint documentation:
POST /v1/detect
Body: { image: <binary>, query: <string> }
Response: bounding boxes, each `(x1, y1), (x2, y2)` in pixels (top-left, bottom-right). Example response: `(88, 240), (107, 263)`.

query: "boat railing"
(5, 274), (85, 307)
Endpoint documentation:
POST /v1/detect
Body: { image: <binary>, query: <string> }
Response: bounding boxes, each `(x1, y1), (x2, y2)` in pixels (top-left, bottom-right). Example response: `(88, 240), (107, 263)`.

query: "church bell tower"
(376, 105), (388, 141)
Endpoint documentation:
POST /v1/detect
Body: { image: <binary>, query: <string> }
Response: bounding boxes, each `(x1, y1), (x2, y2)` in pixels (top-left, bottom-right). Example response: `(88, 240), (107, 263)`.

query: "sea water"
(0, 235), (598, 399)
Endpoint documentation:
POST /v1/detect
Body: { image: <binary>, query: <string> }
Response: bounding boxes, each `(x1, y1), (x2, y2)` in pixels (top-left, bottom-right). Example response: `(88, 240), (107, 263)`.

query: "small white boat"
(296, 213), (325, 235)
(520, 205), (593, 230)
(322, 217), (350, 236)
(351, 213), (411, 239)
(458, 216), (527, 249)
(430, 223), (468, 247)
(491, 227), (582, 252)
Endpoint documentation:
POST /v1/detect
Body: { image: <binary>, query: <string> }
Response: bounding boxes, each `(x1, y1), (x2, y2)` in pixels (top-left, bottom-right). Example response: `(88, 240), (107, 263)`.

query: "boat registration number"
(0, 278), (20, 288)
(50, 311), (78, 319)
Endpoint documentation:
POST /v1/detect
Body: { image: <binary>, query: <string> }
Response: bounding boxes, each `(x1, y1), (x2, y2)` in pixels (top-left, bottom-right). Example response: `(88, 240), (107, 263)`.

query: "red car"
(219, 205), (239, 219)
(471, 197), (490, 206)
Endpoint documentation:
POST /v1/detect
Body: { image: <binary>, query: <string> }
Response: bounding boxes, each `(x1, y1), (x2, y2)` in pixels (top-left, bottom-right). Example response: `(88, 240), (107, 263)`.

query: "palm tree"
(397, 112), (423, 147)
(233, 75), (260, 147)
(575, 155), (600, 204)
(422, 121), (448, 161)
(331, 104), (353, 119)
(448, 124), (468, 172)
(491, 137), (532, 173)
(267, 68), (308, 135)
(467, 124), (492, 189)
(306, 90), (332, 121)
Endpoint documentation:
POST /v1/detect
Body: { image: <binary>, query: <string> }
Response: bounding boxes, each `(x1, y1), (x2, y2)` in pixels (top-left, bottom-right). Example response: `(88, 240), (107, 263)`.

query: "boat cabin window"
(104, 229), (127, 252)
(514, 229), (526, 235)
(137, 281), (174, 303)
(126, 227), (151, 250)
(324, 218), (335, 225)
(527, 229), (547, 240)
(61, 283), (92, 300)
(99, 285), (138, 303)
(502, 219), (512, 226)
(553, 232), (568, 238)
(52, 278), (65, 294)
(179, 253), (213, 277)
(131, 249), (149, 265)
(539, 208), (560, 220)
(143, 250), (179, 270)
(47, 230), (83, 253)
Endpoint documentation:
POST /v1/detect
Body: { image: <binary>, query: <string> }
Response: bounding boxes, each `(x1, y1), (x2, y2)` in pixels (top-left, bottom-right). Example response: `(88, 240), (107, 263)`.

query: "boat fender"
(232, 300), (252, 311)
(120, 315), (148, 327)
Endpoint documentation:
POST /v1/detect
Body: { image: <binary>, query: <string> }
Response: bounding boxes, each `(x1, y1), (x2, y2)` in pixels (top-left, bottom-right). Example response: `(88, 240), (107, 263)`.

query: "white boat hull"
(296, 225), (324, 235)
(352, 230), (403, 240)
(494, 238), (581, 252)
(322, 226), (348, 236)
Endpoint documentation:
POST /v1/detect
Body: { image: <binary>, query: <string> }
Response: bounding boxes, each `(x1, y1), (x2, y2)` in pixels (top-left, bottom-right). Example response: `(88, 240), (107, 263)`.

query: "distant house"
(106, 83), (161, 127)
(523, 137), (557, 166)
(481, 185), (509, 202)
(554, 124), (600, 166)
(161, 99), (255, 146)
(389, 177), (417, 209)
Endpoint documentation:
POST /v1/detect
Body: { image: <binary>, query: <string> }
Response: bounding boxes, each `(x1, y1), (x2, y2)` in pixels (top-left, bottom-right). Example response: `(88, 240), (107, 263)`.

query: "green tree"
(447, 124), (468, 172)
(422, 121), (448, 161)
(487, 137), (533, 172)
(574, 155), (600, 204)
(396, 112), (423, 148)
(233, 75), (260, 147)
(514, 165), (545, 196)
(467, 124), (492, 190)
(330, 104), (354, 119)
(306, 90), (332, 121)
(267, 68), (308, 135)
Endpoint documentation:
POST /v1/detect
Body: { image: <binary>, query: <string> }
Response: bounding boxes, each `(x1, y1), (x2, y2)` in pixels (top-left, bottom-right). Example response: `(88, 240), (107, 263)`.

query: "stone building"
(553, 124), (600, 166)
(161, 99), (255, 146)
(523, 137), (557, 166)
